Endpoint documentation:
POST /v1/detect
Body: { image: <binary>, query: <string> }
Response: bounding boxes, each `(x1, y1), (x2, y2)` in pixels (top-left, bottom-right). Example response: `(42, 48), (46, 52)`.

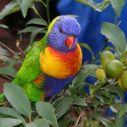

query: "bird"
(12, 15), (82, 102)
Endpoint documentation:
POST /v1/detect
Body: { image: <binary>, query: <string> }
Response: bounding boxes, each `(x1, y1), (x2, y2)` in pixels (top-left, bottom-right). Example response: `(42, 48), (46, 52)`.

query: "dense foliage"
(0, 0), (127, 127)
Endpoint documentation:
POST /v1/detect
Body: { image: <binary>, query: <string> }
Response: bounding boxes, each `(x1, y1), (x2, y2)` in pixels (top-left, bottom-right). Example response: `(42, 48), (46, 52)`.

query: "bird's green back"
(13, 16), (59, 86)
(13, 37), (47, 86)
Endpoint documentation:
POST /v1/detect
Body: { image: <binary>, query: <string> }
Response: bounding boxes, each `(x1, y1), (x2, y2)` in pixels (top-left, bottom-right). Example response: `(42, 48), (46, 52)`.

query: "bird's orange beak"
(65, 36), (75, 48)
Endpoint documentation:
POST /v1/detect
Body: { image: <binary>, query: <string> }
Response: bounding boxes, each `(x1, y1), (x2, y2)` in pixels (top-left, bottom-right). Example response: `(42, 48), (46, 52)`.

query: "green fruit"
(105, 60), (124, 78)
(96, 68), (106, 83)
(118, 71), (127, 90)
(118, 78), (124, 90)
(100, 51), (115, 68)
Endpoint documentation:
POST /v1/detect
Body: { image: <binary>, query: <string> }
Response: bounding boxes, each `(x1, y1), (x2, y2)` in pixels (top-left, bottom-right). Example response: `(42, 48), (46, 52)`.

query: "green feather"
(12, 15), (60, 85)
(22, 82), (44, 102)
(13, 37), (47, 85)
(12, 16), (60, 101)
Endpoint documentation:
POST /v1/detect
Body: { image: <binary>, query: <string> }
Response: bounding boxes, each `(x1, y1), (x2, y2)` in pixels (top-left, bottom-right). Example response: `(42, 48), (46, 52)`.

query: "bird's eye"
(59, 27), (63, 33)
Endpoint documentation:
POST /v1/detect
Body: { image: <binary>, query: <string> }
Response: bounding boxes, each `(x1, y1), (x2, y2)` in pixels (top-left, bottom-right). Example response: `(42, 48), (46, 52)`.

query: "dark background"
(0, 0), (59, 50)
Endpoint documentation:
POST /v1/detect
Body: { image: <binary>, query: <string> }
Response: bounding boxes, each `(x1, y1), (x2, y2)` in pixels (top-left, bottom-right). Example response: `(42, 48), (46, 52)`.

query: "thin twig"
(79, 111), (86, 127)
(28, 116), (32, 123)
(46, 0), (50, 24)
(74, 111), (84, 127)
(0, 74), (13, 81)
(0, 41), (16, 55)
(3, 100), (9, 107)
(16, 40), (25, 57)
(49, 95), (57, 103)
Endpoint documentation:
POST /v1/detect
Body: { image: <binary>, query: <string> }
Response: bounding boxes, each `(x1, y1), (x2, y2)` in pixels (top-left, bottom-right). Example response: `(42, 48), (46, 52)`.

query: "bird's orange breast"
(39, 44), (82, 79)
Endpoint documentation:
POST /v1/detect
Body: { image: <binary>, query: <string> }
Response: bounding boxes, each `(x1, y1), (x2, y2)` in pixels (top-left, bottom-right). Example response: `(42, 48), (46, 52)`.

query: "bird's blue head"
(47, 15), (81, 52)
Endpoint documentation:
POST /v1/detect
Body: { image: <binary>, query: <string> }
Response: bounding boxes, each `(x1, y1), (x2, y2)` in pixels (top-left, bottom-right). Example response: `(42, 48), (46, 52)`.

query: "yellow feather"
(40, 44), (82, 79)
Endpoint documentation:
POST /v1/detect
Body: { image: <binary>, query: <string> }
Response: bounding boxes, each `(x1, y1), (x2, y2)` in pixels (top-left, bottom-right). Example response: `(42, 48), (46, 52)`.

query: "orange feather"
(39, 44), (82, 79)
(33, 74), (45, 85)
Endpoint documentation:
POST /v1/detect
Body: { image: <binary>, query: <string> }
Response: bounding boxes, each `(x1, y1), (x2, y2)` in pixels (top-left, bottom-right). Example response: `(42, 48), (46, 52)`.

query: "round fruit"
(96, 68), (106, 83)
(100, 51), (115, 68)
(118, 78), (124, 90)
(118, 70), (127, 90)
(105, 60), (124, 78)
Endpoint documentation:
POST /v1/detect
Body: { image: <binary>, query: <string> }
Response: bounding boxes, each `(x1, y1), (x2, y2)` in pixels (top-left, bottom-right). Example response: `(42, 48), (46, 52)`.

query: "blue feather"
(44, 75), (74, 97)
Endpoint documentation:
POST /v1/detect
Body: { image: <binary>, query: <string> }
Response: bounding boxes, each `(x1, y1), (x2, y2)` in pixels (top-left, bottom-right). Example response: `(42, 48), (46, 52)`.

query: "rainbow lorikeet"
(12, 15), (82, 102)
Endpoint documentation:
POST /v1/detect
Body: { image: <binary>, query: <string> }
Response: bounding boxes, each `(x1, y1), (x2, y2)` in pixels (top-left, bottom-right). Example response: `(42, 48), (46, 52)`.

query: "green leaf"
(0, 94), (5, 103)
(70, 64), (97, 94)
(79, 43), (94, 59)
(115, 115), (125, 127)
(4, 83), (32, 117)
(26, 18), (47, 26)
(58, 117), (72, 127)
(96, 89), (115, 105)
(30, 28), (45, 43)
(0, 1), (20, 19)
(0, 118), (22, 127)
(104, 84), (124, 99)
(36, 102), (59, 127)
(53, 97), (73, 119)
(19, 0), (33, 18)
(98, 0), (111, 11)
(101, 22), (127, 54)
(110, 0), (125, 17)
(26, 118), (49, 127)
(0, 24), (8, 29)
(0, 107), (25, 122)
(72, 64), (98, 85)
(118, 104), (127, 118)
(19, 26), (40, 33)
(76, 0), (110, 12)
(0, 66), (17, 77)
(73, 95), (87, 107)
(96, 116), (110, 127)
(0, 46), (9, 62)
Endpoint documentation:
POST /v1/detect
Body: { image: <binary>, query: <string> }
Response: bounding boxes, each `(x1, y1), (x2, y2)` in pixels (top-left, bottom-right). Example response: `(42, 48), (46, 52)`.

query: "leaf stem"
(93, 82), (105, 94)
(41, 0), (47, 7)
(32, 5), (42, 19)
(46, 0), (50, 24)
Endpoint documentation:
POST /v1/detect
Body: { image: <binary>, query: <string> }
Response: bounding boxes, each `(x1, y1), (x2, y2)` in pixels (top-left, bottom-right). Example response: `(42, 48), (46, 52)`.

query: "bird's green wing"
(13, 37), (47, 86)
(13, 16), (60, 86)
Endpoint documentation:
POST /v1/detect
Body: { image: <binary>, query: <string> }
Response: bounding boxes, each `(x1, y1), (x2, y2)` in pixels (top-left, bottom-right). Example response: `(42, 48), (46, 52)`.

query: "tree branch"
(0, 41), (16, 55)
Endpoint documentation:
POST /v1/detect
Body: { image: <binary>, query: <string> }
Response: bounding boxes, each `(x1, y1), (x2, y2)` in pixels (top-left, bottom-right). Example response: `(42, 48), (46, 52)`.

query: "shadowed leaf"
(36, 102), (58, 127)
(53, 97), (73, 119)
(0, 1), (19, 19)
(4, 83), (32, 117)
(110, 0), (125, 16)
(0, 118), (22, 127)
(26, 118), (49, 127)
(101, 22), (127, 54)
